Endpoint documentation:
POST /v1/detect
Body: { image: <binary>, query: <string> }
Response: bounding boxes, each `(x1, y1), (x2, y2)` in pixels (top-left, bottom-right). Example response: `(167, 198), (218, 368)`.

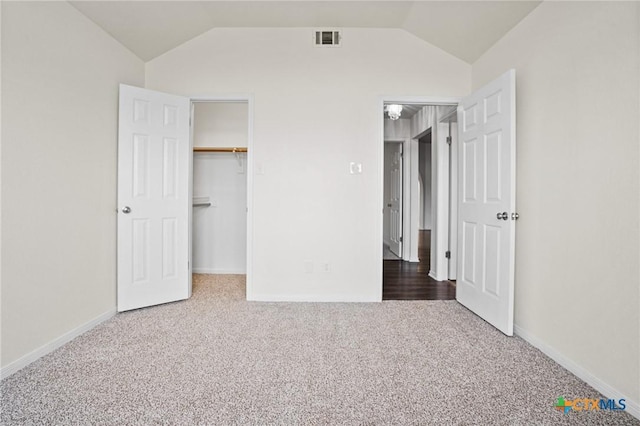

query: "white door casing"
(117, 84), (191, 312)
(456, 70), (516, 336)
(388, 143), (403, 257)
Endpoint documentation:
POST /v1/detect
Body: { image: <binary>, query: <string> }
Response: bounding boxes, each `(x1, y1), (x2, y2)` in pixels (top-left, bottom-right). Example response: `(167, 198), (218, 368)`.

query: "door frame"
(377, 96), (460, 298)
(189, 95), (254, 298)
(383, 140), (406, 259)
(438, 110), (459, 280)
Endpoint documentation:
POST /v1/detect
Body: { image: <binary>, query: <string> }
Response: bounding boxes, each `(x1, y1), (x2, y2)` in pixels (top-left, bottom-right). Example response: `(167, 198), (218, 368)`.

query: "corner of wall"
(1, 0), (144, 372)
(471, 0), (640, 412)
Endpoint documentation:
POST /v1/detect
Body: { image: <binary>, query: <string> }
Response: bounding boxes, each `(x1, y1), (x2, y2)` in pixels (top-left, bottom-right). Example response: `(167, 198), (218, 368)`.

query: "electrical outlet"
(320, 262), (330, 273)
(304, 260), (314, 274)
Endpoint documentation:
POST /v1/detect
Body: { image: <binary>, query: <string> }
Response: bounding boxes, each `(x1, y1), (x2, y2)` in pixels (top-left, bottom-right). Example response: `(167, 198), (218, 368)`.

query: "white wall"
(410, 106), (434, 140)
(410, 105), (451, 280)
(0, 3), (3, 356)
(147, 28), (470, 301)
(473, 1), (640, 408)
(383, 118), (410, 142)
(192, 102), (248, 274)
(192, 153), (247, 274)
(193, 102), (248, 148)
(1, 2), (144, 369)
(418, 138), (432, 230)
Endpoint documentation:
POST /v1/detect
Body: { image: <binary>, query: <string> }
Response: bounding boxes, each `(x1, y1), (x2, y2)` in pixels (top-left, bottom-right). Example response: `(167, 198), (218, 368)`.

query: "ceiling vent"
(314, 30), (341, 47)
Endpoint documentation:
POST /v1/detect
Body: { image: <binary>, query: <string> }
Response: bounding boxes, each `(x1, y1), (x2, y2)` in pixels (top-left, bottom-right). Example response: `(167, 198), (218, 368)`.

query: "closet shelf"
(194, 147), (248, 153)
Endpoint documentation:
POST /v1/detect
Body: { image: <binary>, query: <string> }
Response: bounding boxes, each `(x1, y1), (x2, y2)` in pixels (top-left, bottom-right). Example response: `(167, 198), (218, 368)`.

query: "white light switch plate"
(349, 162), (362, 174)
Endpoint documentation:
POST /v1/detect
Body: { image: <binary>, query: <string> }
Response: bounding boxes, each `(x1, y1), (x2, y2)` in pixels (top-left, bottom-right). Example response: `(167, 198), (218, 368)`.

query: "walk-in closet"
(192, 102), (248, 274)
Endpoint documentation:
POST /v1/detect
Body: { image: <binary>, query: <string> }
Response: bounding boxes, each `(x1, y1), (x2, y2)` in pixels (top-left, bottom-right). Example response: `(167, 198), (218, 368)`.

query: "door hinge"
(445, 250), (451, 259)
(446, 136), (452, 145)
(399, 236), (403, 243)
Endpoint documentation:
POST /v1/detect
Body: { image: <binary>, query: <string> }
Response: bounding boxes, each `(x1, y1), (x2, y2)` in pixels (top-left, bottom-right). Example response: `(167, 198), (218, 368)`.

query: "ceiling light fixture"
(385, 104), (403, 120)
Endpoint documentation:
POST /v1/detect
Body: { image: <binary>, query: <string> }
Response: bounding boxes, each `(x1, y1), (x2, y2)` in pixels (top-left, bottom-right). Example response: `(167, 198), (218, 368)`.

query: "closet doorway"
(191, 100), (250, 288)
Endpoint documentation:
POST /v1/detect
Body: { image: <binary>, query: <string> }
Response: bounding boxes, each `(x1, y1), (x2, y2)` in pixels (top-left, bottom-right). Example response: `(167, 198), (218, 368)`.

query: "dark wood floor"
(383, 230), (456, 300)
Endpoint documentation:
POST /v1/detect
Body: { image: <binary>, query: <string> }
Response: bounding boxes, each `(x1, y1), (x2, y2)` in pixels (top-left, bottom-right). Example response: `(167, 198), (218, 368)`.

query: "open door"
(117, 84), (191, 312)
(456, 70), (516, 336)
(388, 143), (403, 258)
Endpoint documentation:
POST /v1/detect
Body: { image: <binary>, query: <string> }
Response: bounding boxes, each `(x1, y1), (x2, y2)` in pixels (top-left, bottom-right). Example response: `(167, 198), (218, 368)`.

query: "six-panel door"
(456, 70), (516, 336)
(117, 85), (191, 312)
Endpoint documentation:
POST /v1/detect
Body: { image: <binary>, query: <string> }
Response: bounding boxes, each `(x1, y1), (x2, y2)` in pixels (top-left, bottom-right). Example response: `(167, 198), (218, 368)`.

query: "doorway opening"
(190, 100), (250, 295)
(381, 100), (458, 300)
(383, 141), (403, 260)
(379, 71), (517, 333)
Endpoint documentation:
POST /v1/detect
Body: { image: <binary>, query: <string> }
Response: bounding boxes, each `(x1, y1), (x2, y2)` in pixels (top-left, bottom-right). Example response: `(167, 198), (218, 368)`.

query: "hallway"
(383, 231), (456, 300)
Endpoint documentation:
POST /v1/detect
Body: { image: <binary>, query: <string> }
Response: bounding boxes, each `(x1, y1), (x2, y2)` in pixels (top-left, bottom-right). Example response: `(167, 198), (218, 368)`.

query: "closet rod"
(193, 147), (248, 153)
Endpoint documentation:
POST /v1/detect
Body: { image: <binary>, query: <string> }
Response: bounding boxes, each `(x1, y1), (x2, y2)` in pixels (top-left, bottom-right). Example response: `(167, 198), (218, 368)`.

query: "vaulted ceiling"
(70, 1), (541, 63)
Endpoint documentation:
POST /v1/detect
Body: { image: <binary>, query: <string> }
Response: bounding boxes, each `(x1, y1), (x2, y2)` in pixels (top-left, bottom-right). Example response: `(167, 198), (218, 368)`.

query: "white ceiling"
(69, 1), (541, 63)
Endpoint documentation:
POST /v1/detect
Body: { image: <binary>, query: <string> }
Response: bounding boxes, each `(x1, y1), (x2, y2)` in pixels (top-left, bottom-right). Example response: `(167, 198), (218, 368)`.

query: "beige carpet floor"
(1, 274), (638, 425)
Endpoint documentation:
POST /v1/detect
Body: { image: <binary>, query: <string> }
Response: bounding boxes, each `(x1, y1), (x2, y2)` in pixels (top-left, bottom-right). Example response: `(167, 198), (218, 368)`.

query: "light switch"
(349, 162), (363, 174)
(304, 260), (314, 274)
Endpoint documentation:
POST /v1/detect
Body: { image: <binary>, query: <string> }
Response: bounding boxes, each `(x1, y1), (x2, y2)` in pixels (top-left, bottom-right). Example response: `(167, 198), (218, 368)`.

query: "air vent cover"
(314, 30), (341, 47)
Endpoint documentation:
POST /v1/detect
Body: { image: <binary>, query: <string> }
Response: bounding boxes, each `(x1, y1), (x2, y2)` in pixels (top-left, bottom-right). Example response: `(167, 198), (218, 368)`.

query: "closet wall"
(192, 102), (248, 274)
(194, 103), (248, 148)
(418, 135), (432, 230)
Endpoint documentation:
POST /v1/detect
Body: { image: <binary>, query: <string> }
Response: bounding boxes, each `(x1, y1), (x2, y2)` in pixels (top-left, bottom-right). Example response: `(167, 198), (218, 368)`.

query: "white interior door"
(389, 143), (403, 257)
(117, 84), (191, 312)
(456, 70), (516, 336)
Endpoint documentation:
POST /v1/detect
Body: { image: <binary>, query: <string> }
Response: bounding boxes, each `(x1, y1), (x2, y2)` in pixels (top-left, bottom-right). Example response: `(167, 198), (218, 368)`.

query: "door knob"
(122, 206), (131, 214)
(496, 212), (508, 220)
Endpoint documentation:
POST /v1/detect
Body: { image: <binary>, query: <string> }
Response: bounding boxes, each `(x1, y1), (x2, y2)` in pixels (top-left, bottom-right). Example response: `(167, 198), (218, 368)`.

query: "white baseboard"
(248, 293), (380, 303)
(514, 324), (639, 420)
(1, 309), (116, 380)
(192, 268), (246, 275)
(429, 270), (449, 281)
